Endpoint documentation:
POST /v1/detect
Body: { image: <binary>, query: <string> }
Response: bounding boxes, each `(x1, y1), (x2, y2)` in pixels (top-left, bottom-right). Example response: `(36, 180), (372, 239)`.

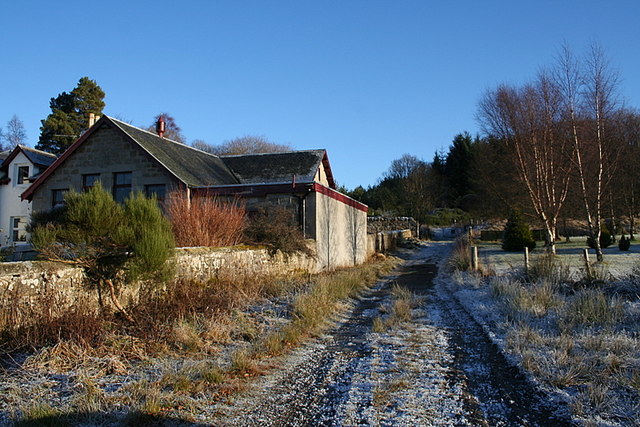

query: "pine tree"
(36, 77), (105, 154)
(502, 209), (536, 252)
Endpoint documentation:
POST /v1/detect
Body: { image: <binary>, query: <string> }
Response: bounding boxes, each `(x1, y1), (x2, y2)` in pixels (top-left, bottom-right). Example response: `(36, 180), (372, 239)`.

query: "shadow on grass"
(15, 411), (213, 427)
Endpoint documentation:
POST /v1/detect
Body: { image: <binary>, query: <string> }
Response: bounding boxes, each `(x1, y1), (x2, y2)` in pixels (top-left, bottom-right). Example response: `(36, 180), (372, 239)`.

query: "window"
(113, 172), (132, 203)
(10, 217), (27, 242)
(82, 173), (101, 192)
(16, 166), (29, 185)
(145, 184), (166, 201)
(52, 189), (68, 208)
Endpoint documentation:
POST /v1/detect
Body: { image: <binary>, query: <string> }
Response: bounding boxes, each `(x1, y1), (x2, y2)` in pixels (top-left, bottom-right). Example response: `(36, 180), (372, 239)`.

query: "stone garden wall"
(0, 246), (317, 330)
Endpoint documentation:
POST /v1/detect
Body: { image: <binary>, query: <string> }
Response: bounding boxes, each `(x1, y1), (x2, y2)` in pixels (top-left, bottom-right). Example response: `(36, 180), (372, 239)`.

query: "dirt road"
(216, 242), (571, 426)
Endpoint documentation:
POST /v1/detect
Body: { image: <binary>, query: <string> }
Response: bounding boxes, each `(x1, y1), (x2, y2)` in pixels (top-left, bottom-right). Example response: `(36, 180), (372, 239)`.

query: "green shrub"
(30, 184), (174, 322)
(502, 209), (536, 252)
(587, 230), (613, 249)
(618, 235), (631, 251)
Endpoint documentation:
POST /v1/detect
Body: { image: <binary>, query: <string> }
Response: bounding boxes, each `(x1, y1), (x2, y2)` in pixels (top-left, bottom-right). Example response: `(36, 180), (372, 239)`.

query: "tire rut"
(220, 245), (572, 426)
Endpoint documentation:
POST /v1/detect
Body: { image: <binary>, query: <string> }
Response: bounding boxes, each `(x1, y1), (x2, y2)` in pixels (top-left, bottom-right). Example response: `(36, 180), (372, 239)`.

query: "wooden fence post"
(582, 248), (592, 278)
(471, 246), (479, 271)
(524, 247), (529, 276)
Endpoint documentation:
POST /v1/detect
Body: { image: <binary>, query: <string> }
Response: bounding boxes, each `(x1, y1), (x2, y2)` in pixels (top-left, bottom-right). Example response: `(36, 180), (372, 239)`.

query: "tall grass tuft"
(448, 235), (471, 271)
(527, 253), (571, 286)
(165, 191), (246, 248)
(562, 289), (624, 327)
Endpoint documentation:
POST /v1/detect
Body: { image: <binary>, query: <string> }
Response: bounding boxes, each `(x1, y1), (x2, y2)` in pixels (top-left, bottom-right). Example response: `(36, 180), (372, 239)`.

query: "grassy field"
(476, 236), (640, 278)
(450, 236), (640, 426)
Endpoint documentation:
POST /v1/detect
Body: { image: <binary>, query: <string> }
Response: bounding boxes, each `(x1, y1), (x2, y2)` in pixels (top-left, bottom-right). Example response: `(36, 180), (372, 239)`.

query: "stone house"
(21, 115), (368, 269)
(0, 145), (56, 248)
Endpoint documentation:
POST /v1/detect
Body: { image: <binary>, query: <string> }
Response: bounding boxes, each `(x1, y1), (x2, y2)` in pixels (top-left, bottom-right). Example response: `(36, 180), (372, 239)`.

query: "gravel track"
(216, 242), (572, 426)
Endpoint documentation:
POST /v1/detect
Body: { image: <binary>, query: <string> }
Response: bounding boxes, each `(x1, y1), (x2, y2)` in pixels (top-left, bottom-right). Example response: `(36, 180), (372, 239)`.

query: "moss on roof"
(110, 119), (239, 186)
(220, 150), (325, 184)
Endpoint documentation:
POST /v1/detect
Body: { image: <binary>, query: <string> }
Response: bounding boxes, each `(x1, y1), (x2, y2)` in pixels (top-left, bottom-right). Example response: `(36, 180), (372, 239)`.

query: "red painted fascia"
(320, 151), (336, 189)
(312, 183), (368, 212)
(192, 181), (368, 212)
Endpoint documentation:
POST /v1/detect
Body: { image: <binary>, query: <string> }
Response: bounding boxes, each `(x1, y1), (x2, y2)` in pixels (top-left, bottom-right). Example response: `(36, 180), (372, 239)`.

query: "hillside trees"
(613, 109), (640, 239)
(444, 132), (475, 207)
(37, 77), (105, 154)
(194, 135), (293, 156)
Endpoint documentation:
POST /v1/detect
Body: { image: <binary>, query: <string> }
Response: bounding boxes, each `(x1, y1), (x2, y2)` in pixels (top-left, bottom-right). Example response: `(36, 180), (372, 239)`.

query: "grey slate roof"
(220, 150), (325, 185)
(109, 118), (239, 187)
(0, 150), (9, 162)
(20, 146), (57, 168)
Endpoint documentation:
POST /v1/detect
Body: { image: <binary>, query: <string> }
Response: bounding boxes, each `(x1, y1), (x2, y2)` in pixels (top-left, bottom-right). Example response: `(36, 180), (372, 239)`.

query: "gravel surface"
(215, 242), (571, 426)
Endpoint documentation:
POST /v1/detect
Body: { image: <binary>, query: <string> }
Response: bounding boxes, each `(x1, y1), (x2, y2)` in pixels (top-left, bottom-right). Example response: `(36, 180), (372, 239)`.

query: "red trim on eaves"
(313, 183), (368, 212)
(20, 119), (103, 201)
(192, 182), (368, 213)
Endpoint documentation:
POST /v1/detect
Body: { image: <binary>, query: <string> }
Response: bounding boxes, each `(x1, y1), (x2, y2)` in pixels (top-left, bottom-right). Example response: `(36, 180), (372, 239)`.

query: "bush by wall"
(165, 192), (246, 248)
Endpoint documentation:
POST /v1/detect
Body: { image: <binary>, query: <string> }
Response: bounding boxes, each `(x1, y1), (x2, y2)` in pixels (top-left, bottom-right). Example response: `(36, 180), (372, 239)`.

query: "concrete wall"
(309, 191), (368, 270)
(0, 151), (41, 247)
(31, 126), (180, 213)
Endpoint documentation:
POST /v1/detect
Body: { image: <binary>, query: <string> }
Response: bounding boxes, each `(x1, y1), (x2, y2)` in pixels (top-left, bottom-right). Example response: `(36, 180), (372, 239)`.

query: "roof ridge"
(19, 145), (57, 158)
(108, 116), (224, 159)
(220, 149), (324, 158)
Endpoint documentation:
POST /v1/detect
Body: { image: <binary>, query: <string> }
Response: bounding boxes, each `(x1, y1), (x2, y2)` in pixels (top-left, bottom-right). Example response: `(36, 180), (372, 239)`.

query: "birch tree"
(478, 71), (571, 254)
(556, 45), (621, 261)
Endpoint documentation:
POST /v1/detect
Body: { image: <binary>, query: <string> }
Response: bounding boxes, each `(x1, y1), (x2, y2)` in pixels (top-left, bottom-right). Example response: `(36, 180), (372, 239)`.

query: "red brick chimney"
(156, 116), (166, 138)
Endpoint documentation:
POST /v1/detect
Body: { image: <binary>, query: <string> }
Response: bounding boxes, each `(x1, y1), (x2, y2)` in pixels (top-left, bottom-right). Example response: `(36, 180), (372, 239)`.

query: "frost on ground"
(1, 241), (586, 426)
(451, 245), (640, 427)
(216, 242), (570, 426)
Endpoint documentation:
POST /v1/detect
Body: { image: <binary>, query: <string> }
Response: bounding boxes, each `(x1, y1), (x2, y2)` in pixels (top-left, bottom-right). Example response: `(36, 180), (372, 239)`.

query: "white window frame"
(10, 216), (27, 243)
(15, 164), (30, 186)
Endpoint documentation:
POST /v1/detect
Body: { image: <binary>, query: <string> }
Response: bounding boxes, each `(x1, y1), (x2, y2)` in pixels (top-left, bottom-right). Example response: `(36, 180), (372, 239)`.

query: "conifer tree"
(36, 77), (105, 154)
(502, 209), (536, 252)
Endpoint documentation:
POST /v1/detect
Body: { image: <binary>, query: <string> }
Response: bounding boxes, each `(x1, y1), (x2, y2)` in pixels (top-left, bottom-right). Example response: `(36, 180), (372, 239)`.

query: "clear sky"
(2, 1), (639, 189)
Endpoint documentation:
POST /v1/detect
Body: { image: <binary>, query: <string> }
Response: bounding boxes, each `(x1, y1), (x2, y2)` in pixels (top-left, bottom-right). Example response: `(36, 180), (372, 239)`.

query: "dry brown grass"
(165, 191), (246, 248)
(5, 252), (402, 425)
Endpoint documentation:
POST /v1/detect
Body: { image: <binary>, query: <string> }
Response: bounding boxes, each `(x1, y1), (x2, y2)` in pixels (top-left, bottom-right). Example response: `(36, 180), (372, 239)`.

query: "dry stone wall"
(0, 246), (317, 330)
(367, 216), (419, 237)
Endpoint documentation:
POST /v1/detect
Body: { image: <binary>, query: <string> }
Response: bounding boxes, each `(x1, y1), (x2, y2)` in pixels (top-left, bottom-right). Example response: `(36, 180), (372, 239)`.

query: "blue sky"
(2, 1), (639, 189)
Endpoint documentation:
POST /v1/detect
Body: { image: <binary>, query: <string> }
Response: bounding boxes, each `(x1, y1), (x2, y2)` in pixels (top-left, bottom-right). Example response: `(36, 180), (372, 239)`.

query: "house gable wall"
(31, 125), (180, 213)
(0, 151), (33, 247)
(314, 162), (330, 187)
(311, 190), (367, 269)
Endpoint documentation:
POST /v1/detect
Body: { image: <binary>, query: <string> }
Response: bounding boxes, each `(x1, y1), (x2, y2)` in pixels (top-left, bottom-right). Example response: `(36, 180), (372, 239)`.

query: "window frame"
(10, 216), (27, 242)
(16, 165), (29, 185)
(112, 171), (132, 203)
(82, 173), (101, 192)
(52, 188), (68, 208)
(144, 184), (166, 202)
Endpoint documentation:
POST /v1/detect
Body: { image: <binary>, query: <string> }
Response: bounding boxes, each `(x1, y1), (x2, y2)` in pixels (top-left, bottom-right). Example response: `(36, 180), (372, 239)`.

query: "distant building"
(0, 145), (56, 247)
(22, 116), (367, 269)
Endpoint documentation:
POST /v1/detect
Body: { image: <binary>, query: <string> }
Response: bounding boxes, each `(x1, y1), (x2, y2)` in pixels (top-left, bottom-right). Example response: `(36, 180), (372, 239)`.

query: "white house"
(0, 145), (56, 248)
